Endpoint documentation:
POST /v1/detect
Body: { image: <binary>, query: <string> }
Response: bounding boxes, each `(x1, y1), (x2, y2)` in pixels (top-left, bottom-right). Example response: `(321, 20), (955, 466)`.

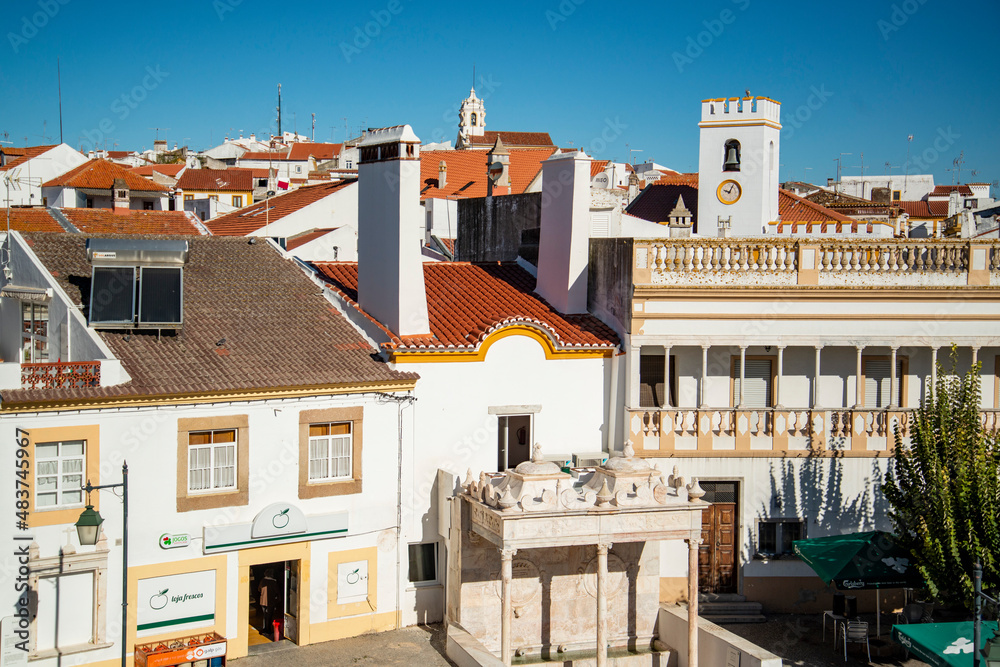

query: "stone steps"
(699, 598), (766, 624)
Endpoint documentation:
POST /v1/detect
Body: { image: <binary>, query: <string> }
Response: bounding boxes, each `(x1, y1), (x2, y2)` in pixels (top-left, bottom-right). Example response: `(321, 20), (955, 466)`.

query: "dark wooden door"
(697, 483), (738, 594)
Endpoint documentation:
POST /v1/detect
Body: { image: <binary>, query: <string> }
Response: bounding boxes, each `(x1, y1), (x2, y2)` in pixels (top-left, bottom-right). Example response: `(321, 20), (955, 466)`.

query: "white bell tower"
(457, 87), (486, 145)
(697, 96), (781, 237)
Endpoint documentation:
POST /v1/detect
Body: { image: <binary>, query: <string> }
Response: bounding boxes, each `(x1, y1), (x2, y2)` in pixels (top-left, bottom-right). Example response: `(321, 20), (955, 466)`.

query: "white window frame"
(187, 430), (237, 493)
(35, 440), (86, 510)
(307, 422), (353, 482)
(21, 302), (50, 363)
(407, 541), (439, 587)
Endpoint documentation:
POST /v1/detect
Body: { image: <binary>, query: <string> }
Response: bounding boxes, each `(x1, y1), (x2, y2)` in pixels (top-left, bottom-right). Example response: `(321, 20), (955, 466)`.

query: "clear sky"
(1, 0), (996, 189)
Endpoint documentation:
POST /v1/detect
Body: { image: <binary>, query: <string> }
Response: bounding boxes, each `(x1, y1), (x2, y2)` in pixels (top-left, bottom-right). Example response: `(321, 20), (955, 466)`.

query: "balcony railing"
(628, 407), (1000, 456)
(21, 361), (101, 389)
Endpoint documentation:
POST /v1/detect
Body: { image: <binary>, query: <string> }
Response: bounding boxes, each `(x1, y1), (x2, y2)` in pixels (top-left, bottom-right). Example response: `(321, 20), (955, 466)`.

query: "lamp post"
(974, 562), (1000, 667)
(75, 462), (128, 667)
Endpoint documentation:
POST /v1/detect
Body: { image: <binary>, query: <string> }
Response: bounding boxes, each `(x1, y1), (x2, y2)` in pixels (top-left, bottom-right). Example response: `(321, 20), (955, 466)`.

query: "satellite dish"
(488, 161), (504, 183)
(266, 190), (276, 197)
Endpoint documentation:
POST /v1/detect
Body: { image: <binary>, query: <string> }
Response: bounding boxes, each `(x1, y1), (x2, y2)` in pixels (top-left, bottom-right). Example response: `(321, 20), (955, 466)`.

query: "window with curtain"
(308, 422), (352, 481)
(188, 429), (237, 492)
(35, 440), (85, 508)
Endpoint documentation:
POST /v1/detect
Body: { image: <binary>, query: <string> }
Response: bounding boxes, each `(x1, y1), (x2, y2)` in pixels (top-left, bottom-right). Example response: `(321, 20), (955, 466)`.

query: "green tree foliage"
(883, 349), (1000, 610)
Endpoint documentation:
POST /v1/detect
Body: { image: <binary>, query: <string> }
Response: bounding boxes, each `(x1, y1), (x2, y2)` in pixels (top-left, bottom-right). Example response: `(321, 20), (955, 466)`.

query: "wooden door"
(697, 482), (738, 594)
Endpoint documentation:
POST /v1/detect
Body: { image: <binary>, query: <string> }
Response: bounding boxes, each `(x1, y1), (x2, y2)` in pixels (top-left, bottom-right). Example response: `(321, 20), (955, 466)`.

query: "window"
(723, 139), (741, 172)
(346, 160), (353, 169)
(470, 112), (477, 127)
(408, 542), (438, 584)
(756, 519), (804, 558)
(35, 440), (85, 509)
(21, 302), (49, 363)
(862, 356), (906, 408)
(295, 165), (302, 173)
(85, 198), (93, 208)
(498, 414), (532, 470)
(232, 195), (243, 207)
(143, 201), (153, 210)
(184, 194), (194, 201)
(639, 352), (677, 408)
(298, 407), (363, 498)
(731, 357), (775, 408)
(308, 423), (352, 481)
(892, 190), (901, 201)
(187, 430), (237, 492)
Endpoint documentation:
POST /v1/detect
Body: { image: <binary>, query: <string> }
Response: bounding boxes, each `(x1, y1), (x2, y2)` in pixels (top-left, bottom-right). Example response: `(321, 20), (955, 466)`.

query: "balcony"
(20, 361), (101, 389)
(628, 407), (1000, 456)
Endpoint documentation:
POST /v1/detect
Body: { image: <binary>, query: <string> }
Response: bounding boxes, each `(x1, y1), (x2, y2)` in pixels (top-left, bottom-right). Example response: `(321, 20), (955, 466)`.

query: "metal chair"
(896, 603), (924, 624)
(841, 619), (871, 663)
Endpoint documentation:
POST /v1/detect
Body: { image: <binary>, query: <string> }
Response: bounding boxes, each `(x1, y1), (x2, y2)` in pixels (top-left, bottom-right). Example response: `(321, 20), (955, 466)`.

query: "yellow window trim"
(391, 325), (614, 364)
(25, 424), (100, 528)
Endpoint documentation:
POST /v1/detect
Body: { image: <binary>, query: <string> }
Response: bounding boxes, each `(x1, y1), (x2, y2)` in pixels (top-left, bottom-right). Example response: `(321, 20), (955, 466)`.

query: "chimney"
(627, 171), (639, 202)
(486, 136), (510, 196)
(153, 139), (167, 155)
(668, 195), (693, 238)
(174, 188), (184, 211)
(112, 178), (130, 214)
(535, 149), (592, 314)
(357, 125), (430, 337)
(438, 160), (447, 189)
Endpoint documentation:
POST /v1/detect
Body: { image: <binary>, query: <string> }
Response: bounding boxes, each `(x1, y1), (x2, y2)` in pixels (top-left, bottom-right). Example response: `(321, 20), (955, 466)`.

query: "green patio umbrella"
(892, 621), (999, 667)
(793, 531), (924, 636)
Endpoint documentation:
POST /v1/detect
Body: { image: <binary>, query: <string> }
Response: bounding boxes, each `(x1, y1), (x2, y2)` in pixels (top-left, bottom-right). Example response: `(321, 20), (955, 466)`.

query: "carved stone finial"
(531, 442), (543, 463)
(623, 440), (635, 458)
(463, 469), (474, 489)
(596, 479), (614, 506)
(498, 487), (518, 511)
(687, 478), (706, 502)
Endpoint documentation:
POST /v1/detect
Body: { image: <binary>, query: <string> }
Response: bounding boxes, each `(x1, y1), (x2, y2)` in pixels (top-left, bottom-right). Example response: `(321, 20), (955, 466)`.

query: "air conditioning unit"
(573, 452), (609, 468)
(543, 453), (573, 471)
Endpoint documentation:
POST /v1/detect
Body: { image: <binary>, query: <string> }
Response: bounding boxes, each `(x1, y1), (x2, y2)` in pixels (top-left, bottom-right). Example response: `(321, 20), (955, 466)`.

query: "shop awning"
(892, 621), (998, 667)
(0, 285), (52, 302)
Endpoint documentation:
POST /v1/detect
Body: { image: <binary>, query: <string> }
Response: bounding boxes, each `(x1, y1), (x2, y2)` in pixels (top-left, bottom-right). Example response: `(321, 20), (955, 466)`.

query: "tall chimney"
(357, 125), (430, 336)
(535, 150), (592, 314)
(438, 160), (447, 189)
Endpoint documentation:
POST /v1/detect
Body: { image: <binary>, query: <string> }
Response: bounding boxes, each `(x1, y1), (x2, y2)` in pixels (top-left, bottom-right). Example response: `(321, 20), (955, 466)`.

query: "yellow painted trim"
(0, 380), (418, 414)
(391, 325), (614, 364)
(233, 541), (312, 657)
(699, 120), (783, 130)
(717, 179), (742, 205)
(638, 313), (1000, 322)
(25, 424), (100, 528)
(327, 546), (378, 619)
(128, 555), (228, 658)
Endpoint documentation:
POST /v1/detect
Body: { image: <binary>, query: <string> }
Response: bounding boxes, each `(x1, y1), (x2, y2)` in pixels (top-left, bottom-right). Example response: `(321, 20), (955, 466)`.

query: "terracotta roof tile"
(0, 208), (64, 233)
(59, 209), (203, 235)
(240, 150), (287, 161)
(778, 188), (853, 223)
(176, 168), (254, 192)
(206, 180), (355, 236)
(42, 159), (167, 192)
(896, 200), (949, 218)
(466, 131), (555, 148)
(107, 151), (132, 158)
(1, 145), (58, 172)
(420, 148), (555, 200)
(590, 160), (610, 179)
(132, 164), (186, 177)
(287, 143), (341, 161)
(1, 234), (414, 407)
(931, 185), (973, 196)
(313, 262), (619, 354)
(652, 173), (699, 187)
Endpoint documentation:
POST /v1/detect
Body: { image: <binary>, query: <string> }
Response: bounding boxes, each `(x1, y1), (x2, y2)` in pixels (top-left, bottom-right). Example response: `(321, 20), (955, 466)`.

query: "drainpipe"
(606, 351), (620, 453)
(378, 391), (416, 631)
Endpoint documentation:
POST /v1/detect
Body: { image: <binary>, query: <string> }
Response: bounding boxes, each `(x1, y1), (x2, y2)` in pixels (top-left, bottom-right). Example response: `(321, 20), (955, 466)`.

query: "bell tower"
(697, 96), (781, 236)
(456, 87), (486, 146)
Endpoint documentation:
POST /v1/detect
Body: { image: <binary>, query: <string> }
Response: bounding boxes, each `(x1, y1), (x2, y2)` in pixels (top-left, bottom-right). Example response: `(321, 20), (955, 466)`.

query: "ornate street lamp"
(982, 629), (1000, 667)
(76, 462), (128, 667)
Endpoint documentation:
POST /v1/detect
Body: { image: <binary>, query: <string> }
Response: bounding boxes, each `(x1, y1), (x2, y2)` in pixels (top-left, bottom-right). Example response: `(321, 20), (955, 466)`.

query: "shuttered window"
(640, 353), (676, 407)
(864, 358), (904, 408)
(733, 359), (773, 408)
(590, 213), (610, 238)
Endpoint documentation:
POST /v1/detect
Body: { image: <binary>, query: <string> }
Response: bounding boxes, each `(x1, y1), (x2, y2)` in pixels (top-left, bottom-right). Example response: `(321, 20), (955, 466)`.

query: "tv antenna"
(952, 151), (965, 185)
(833, 152), (852, 194)
(148, 127), (171, 141)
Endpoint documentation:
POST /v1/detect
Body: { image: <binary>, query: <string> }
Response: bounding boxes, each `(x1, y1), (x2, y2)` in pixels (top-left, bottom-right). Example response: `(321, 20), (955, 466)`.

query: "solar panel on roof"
(138, 267), (182, 326)
(89, 267), (136, 325)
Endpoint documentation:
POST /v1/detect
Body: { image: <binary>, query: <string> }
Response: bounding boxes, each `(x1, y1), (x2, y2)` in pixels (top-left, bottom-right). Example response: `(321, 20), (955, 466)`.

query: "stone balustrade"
(628, 407), (1000, 456)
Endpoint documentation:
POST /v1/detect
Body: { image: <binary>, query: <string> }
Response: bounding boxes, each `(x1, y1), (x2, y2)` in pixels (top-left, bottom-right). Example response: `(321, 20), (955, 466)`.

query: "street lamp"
(974, 562), (1000, 667)
(75, 462), (128, 667)
(982, 628), (1000, 667)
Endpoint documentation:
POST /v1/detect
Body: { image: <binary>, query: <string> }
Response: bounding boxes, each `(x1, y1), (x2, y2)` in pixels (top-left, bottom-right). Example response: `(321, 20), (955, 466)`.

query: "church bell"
(724, 146), (740, 170)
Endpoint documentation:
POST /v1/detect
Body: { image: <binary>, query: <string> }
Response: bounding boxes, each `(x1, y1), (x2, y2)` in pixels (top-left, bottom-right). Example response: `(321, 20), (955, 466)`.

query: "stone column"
(775, 346), (786, 409)
(700, 345), (710, 409)
(813, 345), (823, 409)
(854, 346), (864, 409)
(629, 346), (641, 409)
(931, 346), (939, 399)
(738, 346), (747, 409)
(687, 537), (702, 667)
(500, 548), (516, 666)
(890, 347), (899, 408)
(663, 346), (673, 408)
(973, 346), (980, 366)
(596, 543), (612, 667)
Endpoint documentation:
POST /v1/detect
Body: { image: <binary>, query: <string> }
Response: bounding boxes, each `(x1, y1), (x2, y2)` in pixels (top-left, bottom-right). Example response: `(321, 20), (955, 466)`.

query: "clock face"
(718, 180), (742, 204)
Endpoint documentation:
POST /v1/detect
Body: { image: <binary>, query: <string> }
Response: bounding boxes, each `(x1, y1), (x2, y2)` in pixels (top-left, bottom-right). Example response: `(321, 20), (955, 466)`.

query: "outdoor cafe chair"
(841, 619), (871, 663)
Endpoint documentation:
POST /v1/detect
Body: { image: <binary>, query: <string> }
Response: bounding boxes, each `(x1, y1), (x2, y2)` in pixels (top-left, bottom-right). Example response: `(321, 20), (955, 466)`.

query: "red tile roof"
(931, 185), (973, 196)
(590, 160), (610, 179)
(896, 200), (949, 218)
(778, 188), (853, 223)
(206, 180), (355, 236)
(420, 148), (556, 200)
(313, 262), (619, 354)
(107, 151), (132, 159)
(176, 168), (254, 192)
(0, 208), (64, 233)
(1, 145), (58, 172)
(42, 159), (168, 192)
(132, 164), (186, 177)
(286, 228), (338, 250)
(287, 143), (341, 161)
(240, 150), (286, 161)
(59, 209), (203, 235)
(1, 234), (414, 407)
(466, 131), (555, 148)
(652, 173), (699, 187)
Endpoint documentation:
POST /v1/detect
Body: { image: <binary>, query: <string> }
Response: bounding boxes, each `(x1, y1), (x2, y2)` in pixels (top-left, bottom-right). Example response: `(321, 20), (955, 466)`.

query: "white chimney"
(535, 150), (592, 314)
(357, 125), (430, 336)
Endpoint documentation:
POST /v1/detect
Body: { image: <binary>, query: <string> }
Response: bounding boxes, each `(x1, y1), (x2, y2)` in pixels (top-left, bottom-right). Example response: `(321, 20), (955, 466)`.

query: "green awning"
(792, 531), (923, 590)
(892, 621), (998, 667)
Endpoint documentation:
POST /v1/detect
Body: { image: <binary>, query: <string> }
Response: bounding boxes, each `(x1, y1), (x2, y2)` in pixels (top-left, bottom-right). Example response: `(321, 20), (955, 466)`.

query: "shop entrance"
(248, 560), (300, 649)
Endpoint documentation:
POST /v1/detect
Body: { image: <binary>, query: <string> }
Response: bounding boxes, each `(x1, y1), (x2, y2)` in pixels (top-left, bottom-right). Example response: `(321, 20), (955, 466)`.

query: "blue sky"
(1, 0), (996, 189)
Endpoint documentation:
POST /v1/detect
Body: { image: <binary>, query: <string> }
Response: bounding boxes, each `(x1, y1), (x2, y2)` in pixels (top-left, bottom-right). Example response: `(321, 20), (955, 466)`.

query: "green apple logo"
(150, 589), (169, 610)
(346, 568), (360, 585)
(272, 508), (290, 529)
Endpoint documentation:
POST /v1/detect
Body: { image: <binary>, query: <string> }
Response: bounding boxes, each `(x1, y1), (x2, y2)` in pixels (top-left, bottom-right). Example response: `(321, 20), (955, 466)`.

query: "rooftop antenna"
(57, 57), (64, 144)
(311, 113), (315, 142)
(148, 127), (171, 141)
(833, 152), (852, 194)
(276, 83), (282, 137)
(342, 117), (348, 142)
(952, 150), (965, 185)
(904, 134), (913, 195)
